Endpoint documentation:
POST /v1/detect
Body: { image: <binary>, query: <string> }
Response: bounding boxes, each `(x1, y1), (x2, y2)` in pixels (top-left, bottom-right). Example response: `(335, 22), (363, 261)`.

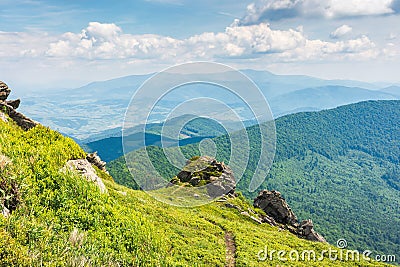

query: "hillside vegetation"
(1, 110), (391, 266)
(109, 100), (400, 262)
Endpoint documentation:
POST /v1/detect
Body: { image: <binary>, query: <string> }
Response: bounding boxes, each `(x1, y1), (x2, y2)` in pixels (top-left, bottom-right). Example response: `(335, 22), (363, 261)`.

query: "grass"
(0, 113), (394, 266)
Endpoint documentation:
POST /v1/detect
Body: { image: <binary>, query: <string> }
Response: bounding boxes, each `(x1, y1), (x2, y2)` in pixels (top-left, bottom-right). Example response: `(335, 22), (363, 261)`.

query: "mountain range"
(2, 89), (391, 266)
(14, 70), (399, 141)
(108, 100), (400, 262)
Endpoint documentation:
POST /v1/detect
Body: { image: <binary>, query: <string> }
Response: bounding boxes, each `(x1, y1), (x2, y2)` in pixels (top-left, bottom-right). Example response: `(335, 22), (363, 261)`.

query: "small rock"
(0, 154), (11, 170)
(1, 204), (10, 218)
(0, 111), (7, 122)
(66, 159), (107, 193)
(6, 107), (38, 130)
(250, 216), (263, 224)
(0, 81), (38, 131)
(225, 203), (241, 211)
(0, 81), (11, 101)
(260, 215), (277, 226)
(240, 211), (250, 216)
(299, 220), (326, 242)
(6, 99), (20, 109)
(86, 152), (107, 173)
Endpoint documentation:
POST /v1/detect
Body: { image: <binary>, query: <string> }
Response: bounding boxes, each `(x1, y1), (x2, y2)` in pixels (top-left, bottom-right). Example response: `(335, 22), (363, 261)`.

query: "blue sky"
(1, 0), (399, 89)
(0, 0), (252, 36)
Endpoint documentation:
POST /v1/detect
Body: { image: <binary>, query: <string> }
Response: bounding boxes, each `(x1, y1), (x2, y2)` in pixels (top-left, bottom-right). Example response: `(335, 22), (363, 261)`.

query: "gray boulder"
(6, 99), (20, 109)
(254, 190), (326, 242)
(0, 81), (11, 101)
(0, 81), (38, 130)
(86, 152), (108, 173)
(254, 190), (298, 226)
(299, 220), (326, 242)
(66, 159), (107, 194)
(170, 156), (236, 198)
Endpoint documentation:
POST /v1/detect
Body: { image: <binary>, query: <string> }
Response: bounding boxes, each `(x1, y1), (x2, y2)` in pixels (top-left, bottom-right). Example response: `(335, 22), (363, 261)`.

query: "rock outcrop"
(254, 190), (326, 242)
(0, 81), (11, 101)
(0, 81), (38, 130)
(6, 99), (20, 109)
(66, 159), (107, 194)
(170, 156), (236, 198)
(1, 154), (21, 218)
(254, 190), (298, 226)
(86, 152), (108, 173)
(298, 219), (326, 242)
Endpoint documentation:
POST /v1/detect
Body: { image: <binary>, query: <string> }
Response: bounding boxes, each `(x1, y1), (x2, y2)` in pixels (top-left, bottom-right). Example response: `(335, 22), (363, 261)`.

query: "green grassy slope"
(0, 112), (390, 266)
(108, 100), (400, 263)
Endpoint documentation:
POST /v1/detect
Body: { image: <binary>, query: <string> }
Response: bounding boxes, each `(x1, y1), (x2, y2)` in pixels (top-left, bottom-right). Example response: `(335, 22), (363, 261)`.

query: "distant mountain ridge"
(3, 84), (386, 266)
(270, 85), (397, 116)
(108, 100), (400, 262)
(381, 86), (400, 96)
(15, 70), (399, 140)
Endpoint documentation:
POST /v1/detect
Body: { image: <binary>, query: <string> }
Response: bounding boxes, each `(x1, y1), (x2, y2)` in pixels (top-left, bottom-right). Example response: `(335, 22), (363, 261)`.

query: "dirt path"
(224, 231), (236, 267)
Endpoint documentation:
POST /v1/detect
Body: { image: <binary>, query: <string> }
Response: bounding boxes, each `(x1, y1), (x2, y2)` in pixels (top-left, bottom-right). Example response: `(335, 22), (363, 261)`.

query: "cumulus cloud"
(330, 25), (352, 39)
(0, 31), (54, 58)
(240, 0), (399, 24)
(0, 21), (381, 69)
(46, 22), (183, 60)
(383, 42), (400, 58)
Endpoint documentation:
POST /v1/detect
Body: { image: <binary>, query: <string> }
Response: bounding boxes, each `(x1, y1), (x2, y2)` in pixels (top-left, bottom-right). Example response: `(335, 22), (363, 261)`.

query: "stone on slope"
(66, 159), (107, 194)
(86, 152), (108, 173)
(0, 81), (38, 130)
(254, 190), (326, 242)
(0, 81), (11, 101)
(254, 190), (298, 226)
(170, 156), (236, 198)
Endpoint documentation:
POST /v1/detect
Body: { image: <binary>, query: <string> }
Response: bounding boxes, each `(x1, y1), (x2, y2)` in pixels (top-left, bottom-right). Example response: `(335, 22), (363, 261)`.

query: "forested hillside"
(2, 99), (389, 266)
(109, 100), (400, 261)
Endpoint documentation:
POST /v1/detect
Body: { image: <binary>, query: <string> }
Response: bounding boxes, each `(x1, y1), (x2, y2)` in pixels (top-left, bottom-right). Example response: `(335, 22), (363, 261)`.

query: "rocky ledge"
(254, 190), (326, 242)
(0, 81), (38, 130)
(170, 156), (236, 198)
(87, 152), (108, 173)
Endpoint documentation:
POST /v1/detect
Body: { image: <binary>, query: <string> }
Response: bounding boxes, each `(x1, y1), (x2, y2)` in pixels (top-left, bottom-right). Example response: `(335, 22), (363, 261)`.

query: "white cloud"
(330, 25), (352, 39)
(383, 42), (400, 58)
(240, 0), (399, 24)
(0, 22), (380, 64)
(278, 35), (377, 62)
(0, 22), (387, 89)
(42, 22), (378, 61)
(46, 23), (184, 60)
(0, 31), (54, 58)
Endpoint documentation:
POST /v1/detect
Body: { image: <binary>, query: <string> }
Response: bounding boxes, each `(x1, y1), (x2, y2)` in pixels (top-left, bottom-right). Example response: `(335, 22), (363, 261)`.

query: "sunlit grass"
(0, 114), (393, 266)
